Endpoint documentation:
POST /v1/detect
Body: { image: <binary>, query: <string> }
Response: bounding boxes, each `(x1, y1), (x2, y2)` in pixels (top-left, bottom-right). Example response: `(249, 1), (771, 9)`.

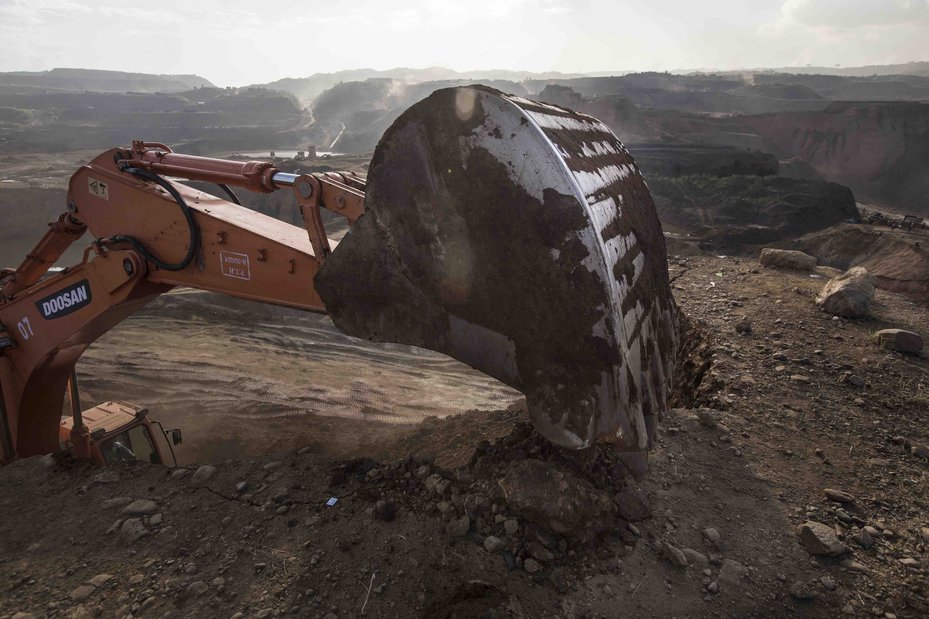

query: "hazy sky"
(0, 0), (927, 86)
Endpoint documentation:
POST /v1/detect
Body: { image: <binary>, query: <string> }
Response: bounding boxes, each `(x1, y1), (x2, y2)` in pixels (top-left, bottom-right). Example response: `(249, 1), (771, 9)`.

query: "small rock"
(170, 468), (188, 480)
(695, 409), (718, 429)
(707, 581), (718, 594)
(102, 497), (134, 509)
(663, 542), (688, 567)
(616, 485), (651, 522)
(447, 515), (470, 537)
(840, 559), (873, 574)
(86, 574), (113, 587)
(424, 473), (443, 493)
(853, 528), (874, 549)
(911, 444), (929, 459)
(529, 542), (554, 563)
(797, 521), (848, 556)
(373, 500), (397, 522)
(186, 581), (209, 597)
(235, 481), (248, 493)
(734, 318), (752, 334)
(789, 374), (810, 383)
(841, 373), (866, 388)
(483, 535), (504, 552)
(898, 557), (919, 567)
(120, 499), (158, 517)
(70, 585), (96, 601)
(524, 558), (541, 574)
(873, 329), (924, 355)
(683, 548), (709, 569)
(824, 488), (855, 504)
(149, 513), (163, 526)
(789, 580), (817, 601)
(718, 559), (748, 586)
(190, 465), (216, 487)
(504, 519), (519, 536)
(128, 574), (145, 585)
(120, 518), (148, 542)
(821, 576), (837, 591)
(704, 527), (721, 547)
(91, 470), (119, 484)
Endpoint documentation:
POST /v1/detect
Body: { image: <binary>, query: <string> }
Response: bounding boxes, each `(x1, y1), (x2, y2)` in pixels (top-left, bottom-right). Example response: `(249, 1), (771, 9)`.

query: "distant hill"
(753, 62), (929, 78)
(256, 67), (596, 103)
(0, 68), (213, 94)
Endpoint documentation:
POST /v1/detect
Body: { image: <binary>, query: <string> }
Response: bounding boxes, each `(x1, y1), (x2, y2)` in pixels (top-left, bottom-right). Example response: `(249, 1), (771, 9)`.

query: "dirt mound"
(649, 174), (858, 250)
(0, 402), (823, 619)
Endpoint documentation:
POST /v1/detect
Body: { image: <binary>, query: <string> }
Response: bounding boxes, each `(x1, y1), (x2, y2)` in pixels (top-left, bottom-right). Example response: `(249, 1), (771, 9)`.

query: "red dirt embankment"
(746, 102), (929, 214)
(795, 224), (929, 303)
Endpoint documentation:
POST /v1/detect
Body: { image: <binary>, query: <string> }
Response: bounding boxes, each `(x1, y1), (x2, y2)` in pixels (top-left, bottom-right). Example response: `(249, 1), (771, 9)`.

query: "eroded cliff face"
(795, 224), (929, 303)
(746, 102), (929, 213)
(648, 175), (859, 251)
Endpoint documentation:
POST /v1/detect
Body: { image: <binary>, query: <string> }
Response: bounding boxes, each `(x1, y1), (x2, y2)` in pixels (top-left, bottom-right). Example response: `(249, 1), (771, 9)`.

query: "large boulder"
(816, 266), (875, 318)
(759, 248), (816, 272)
(497, 459), (616, 540)
(873, 329), (924, 354)
(797, 521), (848, 556)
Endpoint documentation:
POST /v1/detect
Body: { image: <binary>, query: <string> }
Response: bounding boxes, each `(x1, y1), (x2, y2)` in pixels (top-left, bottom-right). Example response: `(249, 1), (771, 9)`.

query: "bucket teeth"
(316, 85), (678, 458)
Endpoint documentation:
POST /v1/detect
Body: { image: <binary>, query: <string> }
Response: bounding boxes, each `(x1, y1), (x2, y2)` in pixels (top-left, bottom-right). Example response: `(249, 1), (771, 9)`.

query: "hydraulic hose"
(215, 183), (242, 205)
(107, 165), (201, 272)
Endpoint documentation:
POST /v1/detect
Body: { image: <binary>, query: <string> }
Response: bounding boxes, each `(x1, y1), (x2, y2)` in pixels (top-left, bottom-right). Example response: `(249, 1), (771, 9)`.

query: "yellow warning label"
(88, 178), (109, 200)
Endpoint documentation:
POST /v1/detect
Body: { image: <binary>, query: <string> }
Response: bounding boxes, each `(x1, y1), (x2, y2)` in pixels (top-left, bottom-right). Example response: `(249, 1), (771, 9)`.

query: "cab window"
(100, 424), (161, 465)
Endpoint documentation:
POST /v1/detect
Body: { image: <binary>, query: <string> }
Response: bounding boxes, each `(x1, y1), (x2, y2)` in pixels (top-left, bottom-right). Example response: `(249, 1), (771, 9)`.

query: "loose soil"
(2, 254), (928, 617)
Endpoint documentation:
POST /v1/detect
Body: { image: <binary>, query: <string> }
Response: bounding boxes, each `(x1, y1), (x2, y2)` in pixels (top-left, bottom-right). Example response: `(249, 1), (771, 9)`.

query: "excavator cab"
(58, 401), (181, 467)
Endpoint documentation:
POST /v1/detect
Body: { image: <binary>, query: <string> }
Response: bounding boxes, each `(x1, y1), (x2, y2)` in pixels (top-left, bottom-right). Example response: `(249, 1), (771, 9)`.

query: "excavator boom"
(0, 86), (677, 473)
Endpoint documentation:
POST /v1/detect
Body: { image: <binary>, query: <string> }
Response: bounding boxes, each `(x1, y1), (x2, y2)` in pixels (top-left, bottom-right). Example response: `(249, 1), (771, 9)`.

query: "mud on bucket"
(315, 85), (679, 476)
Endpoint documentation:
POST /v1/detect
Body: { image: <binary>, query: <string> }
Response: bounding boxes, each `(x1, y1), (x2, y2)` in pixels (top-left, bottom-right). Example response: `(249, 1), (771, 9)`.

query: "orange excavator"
(0, 87), (678, 474)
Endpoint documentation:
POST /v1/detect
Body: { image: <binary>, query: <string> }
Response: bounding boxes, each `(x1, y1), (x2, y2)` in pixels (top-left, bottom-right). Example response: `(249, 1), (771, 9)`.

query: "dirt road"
(77, 290), (521, 464)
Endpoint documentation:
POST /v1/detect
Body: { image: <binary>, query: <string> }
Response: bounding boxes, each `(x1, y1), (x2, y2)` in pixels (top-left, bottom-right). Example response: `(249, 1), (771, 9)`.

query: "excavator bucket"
(316, 86), (678, 470)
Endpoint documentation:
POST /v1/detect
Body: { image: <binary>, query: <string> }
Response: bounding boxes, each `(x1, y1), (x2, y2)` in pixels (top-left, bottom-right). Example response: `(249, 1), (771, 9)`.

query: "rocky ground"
(1, 254), (928, 618)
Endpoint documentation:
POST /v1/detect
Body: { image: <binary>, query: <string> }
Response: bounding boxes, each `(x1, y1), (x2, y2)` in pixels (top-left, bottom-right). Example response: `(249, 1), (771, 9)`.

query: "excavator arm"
(0, 141), (364, 461)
